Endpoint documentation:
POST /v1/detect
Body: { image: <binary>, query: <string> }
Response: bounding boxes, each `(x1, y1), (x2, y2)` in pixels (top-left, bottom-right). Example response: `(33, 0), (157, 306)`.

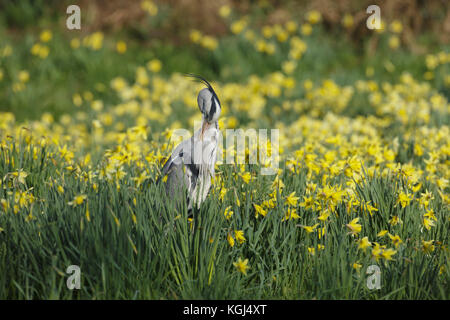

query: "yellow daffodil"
(40, 30), (52, 42)
(239, 172), (252, 184)
(68, 194), (87, 207)
(358, 236), (371, 252)
(282, 208), (299, 221)
(285, 191), (299, 207)
(219, 5), (231, 18)
(234, 230), (246, 244)
(352, 262), (362, 272)
(301, 223), (319, 233)
(381, 248), (397, 261)
(224, 206), (233, 220)
(371, 242), (384, 262)
(389, 215), (402, 226)
(116, 41), (127, 54)
(253, 203), (267, 218)
(397, 191), (412, 208)
(388, 234), (403, 248)
(422, 217), (435, 231)
(422, 240), (435, 254)
(227, 233), (235, 247)
(377, 230), (388, 237)
(233, 258), (249, 275)
(318, 209), (330, 221)
(300, 196), (315, 210)
(346, 217), (362, 235)
(147, 59), (162, 73)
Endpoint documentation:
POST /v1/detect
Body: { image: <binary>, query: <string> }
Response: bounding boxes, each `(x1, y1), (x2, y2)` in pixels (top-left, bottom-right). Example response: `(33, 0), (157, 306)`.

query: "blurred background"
(0, 0), (448, 124)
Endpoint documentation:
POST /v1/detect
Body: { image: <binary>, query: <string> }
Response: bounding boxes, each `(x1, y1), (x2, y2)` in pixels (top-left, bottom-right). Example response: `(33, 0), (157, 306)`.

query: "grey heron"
(158, 75), (221, 214)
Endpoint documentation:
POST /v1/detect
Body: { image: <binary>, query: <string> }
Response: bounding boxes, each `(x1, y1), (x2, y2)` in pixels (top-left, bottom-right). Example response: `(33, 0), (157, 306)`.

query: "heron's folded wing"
(157, 139), (191, 182)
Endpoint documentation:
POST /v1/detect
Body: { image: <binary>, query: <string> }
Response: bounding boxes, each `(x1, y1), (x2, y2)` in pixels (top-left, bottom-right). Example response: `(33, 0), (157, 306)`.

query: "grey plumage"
(159, 75), (221, 213)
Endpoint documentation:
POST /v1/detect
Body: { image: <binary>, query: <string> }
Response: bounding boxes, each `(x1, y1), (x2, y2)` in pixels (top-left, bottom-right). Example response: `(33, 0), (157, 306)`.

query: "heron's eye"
(209, 96), (216, 118)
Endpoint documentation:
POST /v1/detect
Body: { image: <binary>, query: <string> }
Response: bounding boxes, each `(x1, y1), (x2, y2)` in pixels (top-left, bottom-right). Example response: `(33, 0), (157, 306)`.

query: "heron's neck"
(198, 120), (218, 140)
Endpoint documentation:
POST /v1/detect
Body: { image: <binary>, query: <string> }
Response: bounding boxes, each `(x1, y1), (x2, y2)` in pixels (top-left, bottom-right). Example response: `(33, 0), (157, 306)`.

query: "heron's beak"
(201, 120), (210, 139)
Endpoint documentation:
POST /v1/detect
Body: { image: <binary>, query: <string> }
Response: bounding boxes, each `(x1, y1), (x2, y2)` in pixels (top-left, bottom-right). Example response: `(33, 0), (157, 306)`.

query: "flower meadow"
(0, 1), (449, 299)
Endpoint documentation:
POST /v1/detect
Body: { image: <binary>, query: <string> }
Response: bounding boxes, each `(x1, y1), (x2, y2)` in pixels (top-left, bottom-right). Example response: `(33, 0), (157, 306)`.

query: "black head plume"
(184, 73), (220, 104)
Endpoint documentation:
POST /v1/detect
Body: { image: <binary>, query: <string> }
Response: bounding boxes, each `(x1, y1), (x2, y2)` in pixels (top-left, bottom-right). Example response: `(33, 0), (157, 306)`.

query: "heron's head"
(185, 74), (221, 124)
(198, 87), (221, 124)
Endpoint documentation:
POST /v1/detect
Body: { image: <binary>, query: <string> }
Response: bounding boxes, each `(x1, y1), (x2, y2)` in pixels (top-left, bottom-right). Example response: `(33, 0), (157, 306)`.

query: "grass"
(0, 138), (448, 299)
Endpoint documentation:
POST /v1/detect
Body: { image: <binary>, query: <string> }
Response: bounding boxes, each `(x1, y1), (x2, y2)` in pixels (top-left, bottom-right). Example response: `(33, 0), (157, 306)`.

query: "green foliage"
(0, 139), (448, 299)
